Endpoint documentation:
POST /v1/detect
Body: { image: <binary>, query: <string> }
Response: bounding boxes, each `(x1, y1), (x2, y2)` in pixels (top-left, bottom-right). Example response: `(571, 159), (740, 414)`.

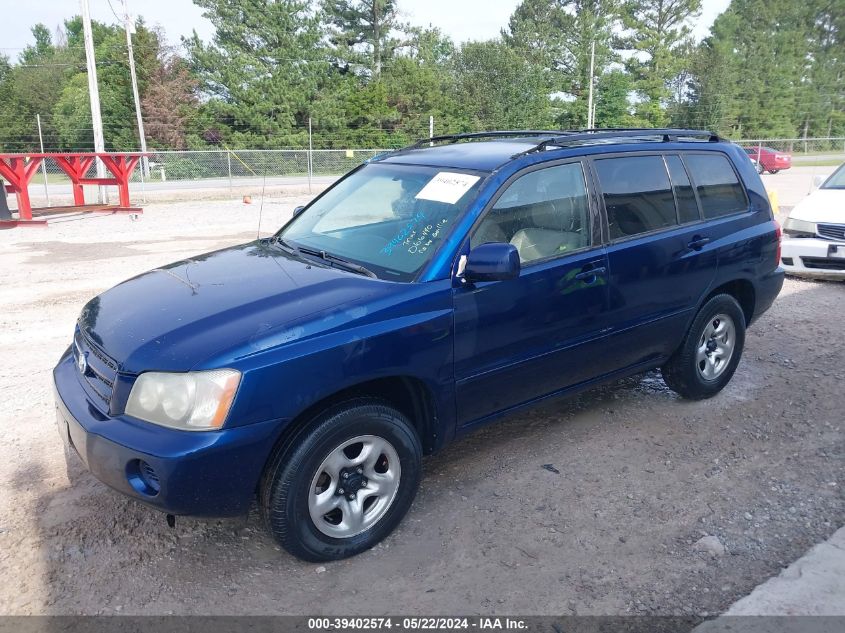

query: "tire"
(661, 294), (746, 400)
(260, 399), (422, 561)
(769, 169), (780, 175)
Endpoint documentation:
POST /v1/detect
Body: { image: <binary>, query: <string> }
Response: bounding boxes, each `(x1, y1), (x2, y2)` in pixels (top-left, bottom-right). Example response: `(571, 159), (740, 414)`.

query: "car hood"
(78, 240), (393, 373)
(789, 189), (845, 224)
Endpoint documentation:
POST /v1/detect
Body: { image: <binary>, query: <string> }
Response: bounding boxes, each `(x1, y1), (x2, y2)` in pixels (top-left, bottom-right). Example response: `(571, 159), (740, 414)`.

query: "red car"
(743, 146), (792, 174)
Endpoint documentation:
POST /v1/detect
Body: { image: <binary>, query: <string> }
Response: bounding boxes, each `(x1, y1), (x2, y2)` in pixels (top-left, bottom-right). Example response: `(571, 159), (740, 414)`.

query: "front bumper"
(781, 238), (845, 279)
(53, 349), (283, 516)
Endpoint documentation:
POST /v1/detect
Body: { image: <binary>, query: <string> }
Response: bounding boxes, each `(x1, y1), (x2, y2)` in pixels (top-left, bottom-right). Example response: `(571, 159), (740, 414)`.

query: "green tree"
(594, 69), (635, 127)
(0, 55), (10, 84)
(379, 28), (460, 139)
(321, 0), (408, 79)
(20, 24), (55, 65)
(186, 0), (324, 148)
(620, 0), (702, 126)
(54, 17), (165, 150)
(683, 0), (810, 137)
(0, 24), (76, 152)
(798, 0), (845, 139)
(451, 40), (553, 131)
(505, 0), (622, 127)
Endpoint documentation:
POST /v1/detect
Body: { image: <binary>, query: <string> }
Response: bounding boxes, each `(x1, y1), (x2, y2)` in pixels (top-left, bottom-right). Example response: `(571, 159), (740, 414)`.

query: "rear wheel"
(662, 294), (746, 400)
(769, 169), (780, 174)
(260, 399), (422, 561)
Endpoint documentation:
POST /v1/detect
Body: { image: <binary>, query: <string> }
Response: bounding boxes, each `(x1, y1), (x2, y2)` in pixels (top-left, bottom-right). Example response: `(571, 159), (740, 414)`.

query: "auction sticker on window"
(415, 172), (480, 204)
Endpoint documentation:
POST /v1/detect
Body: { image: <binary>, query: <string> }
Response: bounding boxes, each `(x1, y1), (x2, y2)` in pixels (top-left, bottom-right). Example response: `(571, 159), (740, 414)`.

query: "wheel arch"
(704, 279), (756, 326)
(265, 375), (441, 476)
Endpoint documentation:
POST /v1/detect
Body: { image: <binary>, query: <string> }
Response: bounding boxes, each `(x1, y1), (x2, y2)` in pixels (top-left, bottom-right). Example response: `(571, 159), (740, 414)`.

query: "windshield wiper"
(269, 235), (301, 255)
(296, 246), (379, 279)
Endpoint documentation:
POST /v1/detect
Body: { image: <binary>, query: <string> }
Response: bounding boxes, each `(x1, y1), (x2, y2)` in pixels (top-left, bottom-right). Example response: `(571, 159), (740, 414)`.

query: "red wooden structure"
(0, 152), (145, 227)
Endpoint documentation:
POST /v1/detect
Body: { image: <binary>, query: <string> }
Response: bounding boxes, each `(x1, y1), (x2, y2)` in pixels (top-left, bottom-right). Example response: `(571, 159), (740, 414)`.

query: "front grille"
(801, 256), (845, 271)
(73, 328), (118, 408)
(817, 223), (845, 241)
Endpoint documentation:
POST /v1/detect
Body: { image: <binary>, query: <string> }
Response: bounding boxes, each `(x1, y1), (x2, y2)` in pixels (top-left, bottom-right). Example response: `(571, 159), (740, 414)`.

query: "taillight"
(775, 221), (782, 265)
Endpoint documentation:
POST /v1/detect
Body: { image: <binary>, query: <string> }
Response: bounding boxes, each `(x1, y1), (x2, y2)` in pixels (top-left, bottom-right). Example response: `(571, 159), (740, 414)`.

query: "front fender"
(201, 280), (457, 439)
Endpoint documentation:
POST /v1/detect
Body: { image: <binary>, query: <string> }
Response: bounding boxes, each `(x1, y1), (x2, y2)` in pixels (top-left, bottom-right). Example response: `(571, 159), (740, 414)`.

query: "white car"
(781, 164), (845, 279)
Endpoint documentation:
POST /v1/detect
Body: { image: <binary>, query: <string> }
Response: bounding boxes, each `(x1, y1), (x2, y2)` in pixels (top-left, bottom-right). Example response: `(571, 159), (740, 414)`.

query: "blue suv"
(53, 129), (784, 561)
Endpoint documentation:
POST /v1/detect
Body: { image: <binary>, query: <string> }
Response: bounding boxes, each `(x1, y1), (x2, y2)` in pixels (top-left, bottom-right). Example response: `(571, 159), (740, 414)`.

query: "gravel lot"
(0, 177), (842, 616)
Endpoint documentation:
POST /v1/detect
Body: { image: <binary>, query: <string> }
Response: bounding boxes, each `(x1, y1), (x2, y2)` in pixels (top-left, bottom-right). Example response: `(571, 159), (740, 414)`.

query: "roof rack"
(514, 128), (722, 157)
(391, 130), (566, 155)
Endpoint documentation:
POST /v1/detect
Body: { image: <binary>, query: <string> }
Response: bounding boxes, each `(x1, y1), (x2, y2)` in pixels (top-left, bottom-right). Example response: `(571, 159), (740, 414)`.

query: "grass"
(792, 159), (843, 167)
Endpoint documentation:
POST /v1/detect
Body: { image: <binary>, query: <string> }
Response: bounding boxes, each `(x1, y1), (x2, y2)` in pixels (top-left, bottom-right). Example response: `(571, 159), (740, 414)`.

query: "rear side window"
(665, 155), (700, 224)
(684, 154), (748, 218)
(594, 156), (677, 240)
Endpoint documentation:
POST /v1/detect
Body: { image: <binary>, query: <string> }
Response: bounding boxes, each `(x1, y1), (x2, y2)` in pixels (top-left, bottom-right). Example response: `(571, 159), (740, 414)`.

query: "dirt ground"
(0, 181), (842, 617)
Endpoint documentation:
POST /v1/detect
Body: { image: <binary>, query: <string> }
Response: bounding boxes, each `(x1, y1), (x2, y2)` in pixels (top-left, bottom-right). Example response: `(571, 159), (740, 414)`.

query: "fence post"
(429, 115), (434, 145)
(36, 114), (50, 206)
(308, 117), (313, 194)
(227, 151), (233, 192)
(138, 155), (146, 204)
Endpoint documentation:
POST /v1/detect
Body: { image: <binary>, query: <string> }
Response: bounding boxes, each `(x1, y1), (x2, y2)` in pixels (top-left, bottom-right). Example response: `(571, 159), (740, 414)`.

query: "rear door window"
(594, 155), (677, 240)
(665, 155), (700, 224)
(684, 154), (748, 218)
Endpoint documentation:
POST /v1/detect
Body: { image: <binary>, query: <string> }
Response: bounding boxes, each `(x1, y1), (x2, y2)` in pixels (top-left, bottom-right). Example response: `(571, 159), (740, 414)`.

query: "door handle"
(574, 266), (607, 282)
(688, 236), (711, 251)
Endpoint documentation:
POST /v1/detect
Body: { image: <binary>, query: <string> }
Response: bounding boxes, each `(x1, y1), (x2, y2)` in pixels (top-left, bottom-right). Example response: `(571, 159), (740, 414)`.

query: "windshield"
(278, 162), (485, 281)
(821, 164), (845, 189)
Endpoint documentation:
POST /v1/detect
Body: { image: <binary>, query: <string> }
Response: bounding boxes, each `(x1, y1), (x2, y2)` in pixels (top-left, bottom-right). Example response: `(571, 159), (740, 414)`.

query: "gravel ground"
(0, 188), (842, 616)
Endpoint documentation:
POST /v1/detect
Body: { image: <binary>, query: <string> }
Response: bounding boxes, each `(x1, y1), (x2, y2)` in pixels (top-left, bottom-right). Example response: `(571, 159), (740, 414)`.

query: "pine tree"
(451, 40), (554, 131)
(684, 0), (812, 138)
(321, 0), (407, 79)
(186, 0), (324, 148)
(620, 0), (702, 126)
(799, 0), (845, 139)
(504, 0), (622, 128)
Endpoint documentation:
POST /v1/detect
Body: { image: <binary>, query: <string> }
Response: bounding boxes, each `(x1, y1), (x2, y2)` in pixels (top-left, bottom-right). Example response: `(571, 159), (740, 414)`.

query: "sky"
(0, 0), (732, 58)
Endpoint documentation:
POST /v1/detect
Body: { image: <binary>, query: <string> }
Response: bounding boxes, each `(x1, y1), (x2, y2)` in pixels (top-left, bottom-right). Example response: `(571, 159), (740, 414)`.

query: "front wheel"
(260, 399), (422, 561)
(662, 294), (746, 400)
(769, 169), (780, 174)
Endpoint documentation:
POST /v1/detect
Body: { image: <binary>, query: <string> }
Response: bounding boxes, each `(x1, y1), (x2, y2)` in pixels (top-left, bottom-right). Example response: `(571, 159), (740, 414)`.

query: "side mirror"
(293, 205), (306, 217)
(463, 243), (520, 282)
(812, 175), (825, 189)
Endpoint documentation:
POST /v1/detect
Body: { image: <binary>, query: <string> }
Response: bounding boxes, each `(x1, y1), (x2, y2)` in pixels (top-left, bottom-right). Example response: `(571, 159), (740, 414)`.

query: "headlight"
(782, 217), (817, 238)
(125, 369), (241, 431)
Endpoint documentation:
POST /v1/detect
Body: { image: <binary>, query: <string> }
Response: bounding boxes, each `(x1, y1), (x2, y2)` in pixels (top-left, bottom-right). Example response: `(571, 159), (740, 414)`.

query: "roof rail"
(515, 128), (722, 157)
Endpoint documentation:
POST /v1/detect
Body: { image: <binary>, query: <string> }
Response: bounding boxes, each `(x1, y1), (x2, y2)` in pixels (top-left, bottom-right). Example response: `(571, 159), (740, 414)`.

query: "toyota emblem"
(77, 350), (88, 374)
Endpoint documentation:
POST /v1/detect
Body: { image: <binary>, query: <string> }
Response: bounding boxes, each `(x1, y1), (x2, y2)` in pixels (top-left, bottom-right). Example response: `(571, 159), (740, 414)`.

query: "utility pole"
(307, 117), (313, 194)
(80, 0), (107, 203)
(586, 41), (596, 130)
(122, 0), (149, 177)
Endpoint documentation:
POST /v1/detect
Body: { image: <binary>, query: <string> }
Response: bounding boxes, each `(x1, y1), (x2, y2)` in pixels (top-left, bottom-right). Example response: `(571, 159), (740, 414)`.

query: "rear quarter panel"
(694, 144), (781, 324)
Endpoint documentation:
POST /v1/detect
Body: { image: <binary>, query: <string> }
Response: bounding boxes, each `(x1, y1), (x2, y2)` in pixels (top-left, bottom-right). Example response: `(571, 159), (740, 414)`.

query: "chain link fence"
(734, 137), (845, 164)
(34, 148), (387, 189)
(29, 138), (845, 194)
(134, 148), (389, 184)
